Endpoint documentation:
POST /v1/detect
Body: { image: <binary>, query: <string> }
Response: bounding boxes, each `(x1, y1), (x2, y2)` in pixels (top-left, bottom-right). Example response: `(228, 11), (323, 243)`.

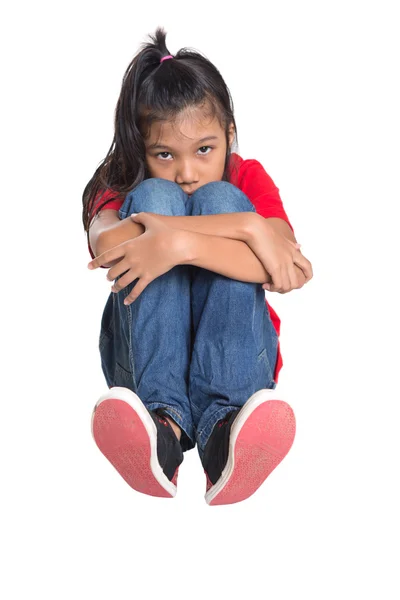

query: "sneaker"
(91, 387), (184, 498)
(201, 389), (296, 506)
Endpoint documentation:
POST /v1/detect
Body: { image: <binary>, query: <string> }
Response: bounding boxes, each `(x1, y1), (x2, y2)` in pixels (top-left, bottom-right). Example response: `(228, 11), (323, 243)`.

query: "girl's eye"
(156, 146), (212, 160)
(198, 146), (212, 155)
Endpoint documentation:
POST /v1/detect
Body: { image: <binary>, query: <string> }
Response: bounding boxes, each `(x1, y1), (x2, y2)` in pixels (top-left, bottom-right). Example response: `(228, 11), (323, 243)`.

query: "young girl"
(83, 27), (313, 506)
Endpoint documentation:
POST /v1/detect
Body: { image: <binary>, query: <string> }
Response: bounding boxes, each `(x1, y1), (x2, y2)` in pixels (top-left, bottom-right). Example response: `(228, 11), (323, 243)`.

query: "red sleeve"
(237, 159), (294, 233)
(92, 188), (124, 213)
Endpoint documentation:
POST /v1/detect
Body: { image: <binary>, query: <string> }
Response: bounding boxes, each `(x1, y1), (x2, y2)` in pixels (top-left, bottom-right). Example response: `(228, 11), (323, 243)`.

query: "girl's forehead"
(147, 111), (223, 144)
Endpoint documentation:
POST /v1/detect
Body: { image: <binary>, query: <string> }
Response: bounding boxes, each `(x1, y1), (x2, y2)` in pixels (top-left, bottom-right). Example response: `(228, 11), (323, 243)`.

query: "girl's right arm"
(89, 210), (145, 267)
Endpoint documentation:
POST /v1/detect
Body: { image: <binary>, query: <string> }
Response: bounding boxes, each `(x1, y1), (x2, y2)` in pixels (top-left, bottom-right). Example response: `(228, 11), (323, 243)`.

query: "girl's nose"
(176, 162), (198, 187)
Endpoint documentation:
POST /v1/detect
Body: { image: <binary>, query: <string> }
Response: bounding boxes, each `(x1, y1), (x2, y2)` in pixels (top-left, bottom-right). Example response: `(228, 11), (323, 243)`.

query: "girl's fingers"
(111, 270), (138, 293)
(293, 253), (313, 281)
(263, 263), (298, 294)
(107, 259), (130, 283)
(288, 262), (300, 292)
(123, 279), (149, 305)
(91, 246), (125, 269)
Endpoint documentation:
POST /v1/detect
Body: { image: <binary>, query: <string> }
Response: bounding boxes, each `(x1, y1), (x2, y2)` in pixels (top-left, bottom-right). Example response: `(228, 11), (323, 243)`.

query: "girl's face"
(144, 105), (235, 196)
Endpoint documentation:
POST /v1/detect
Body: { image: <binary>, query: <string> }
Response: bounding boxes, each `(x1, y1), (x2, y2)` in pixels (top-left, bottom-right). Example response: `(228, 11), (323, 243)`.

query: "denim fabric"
(99, 178), (279, 460)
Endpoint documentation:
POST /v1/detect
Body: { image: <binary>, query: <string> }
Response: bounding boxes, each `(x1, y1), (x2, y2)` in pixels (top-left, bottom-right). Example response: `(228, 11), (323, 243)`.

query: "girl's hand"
(248, 218), (313, 294)
(87, 212), (186, 305)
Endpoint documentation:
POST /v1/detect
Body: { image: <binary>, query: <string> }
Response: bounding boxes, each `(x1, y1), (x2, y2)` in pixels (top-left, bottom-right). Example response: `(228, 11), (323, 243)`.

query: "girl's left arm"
(247, 214), (313, 291)
(146, 212), (255, 241)
(262, 216), (298, 244)
(180, 229), (273, 284)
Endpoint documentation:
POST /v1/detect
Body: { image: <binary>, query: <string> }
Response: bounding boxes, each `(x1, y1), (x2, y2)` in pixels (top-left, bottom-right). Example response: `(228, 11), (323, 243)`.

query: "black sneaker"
(150, 408), (184, 482)
(91, 386), (184, 498)
(201, 390), (296, 506)
(201, 409), (240, 488)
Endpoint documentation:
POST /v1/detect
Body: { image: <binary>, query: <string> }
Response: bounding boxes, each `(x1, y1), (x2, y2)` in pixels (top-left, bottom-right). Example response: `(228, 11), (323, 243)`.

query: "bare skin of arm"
(89, 210), (274, 282)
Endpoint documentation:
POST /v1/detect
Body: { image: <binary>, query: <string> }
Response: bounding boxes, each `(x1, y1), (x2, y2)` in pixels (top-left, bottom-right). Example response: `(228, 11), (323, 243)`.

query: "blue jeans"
(99, 178), (279, 460)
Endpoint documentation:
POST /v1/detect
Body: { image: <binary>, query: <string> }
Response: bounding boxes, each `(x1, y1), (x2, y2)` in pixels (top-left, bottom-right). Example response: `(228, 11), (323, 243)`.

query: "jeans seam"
(124, 292), (137, 390)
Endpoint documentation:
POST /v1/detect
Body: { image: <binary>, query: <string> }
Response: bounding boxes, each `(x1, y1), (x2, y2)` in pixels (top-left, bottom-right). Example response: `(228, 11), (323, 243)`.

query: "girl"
(83, 27), (313, 506)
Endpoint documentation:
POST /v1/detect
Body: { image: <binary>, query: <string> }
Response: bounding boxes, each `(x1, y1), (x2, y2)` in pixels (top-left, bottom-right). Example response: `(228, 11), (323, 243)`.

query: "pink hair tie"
(160, 55), (173, 63)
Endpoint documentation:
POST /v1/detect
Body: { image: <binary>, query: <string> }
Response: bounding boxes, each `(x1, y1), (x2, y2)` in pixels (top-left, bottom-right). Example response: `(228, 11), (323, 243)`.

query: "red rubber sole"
(206, 398), (296, 506)
(92, 394), (176, 498)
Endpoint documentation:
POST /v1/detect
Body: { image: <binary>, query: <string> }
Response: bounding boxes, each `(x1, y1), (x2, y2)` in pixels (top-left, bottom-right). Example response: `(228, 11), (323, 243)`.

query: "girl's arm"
(263, 216), (298, 244)
(89, 209), (143, 257)
(90, 211), (255, 255)
(147, 212), (255, 240)
(90, 210), (272, 282)
(90, 211), (258, 268)
(179, 230), (272, 284)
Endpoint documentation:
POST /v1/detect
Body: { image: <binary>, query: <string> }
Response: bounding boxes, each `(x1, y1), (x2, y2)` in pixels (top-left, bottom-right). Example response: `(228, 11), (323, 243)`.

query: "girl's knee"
(120, 177), (186, 218)
(192, 180), (255, 213)
(196, 180), (235, 194)
(135, 177), (184, 197)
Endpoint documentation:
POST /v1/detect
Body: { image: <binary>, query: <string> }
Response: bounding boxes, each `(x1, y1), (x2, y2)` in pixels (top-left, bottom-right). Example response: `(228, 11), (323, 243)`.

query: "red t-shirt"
(87, 152), (294, 384)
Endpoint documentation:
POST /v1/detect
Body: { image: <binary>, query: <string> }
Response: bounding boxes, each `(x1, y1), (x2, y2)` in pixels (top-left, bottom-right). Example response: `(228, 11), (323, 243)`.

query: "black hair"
(82, 26), (239, 233)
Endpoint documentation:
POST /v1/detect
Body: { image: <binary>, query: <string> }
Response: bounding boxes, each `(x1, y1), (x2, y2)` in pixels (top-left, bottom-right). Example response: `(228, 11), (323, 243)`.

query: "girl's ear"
(228, 122), (235, 147)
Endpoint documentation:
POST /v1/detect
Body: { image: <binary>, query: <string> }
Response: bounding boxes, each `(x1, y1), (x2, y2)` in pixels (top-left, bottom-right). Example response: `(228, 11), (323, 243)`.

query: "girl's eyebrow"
(147, 135), (219, 150)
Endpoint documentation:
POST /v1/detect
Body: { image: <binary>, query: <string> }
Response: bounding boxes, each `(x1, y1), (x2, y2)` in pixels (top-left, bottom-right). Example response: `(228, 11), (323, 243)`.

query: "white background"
(1, 1), (399, 598)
